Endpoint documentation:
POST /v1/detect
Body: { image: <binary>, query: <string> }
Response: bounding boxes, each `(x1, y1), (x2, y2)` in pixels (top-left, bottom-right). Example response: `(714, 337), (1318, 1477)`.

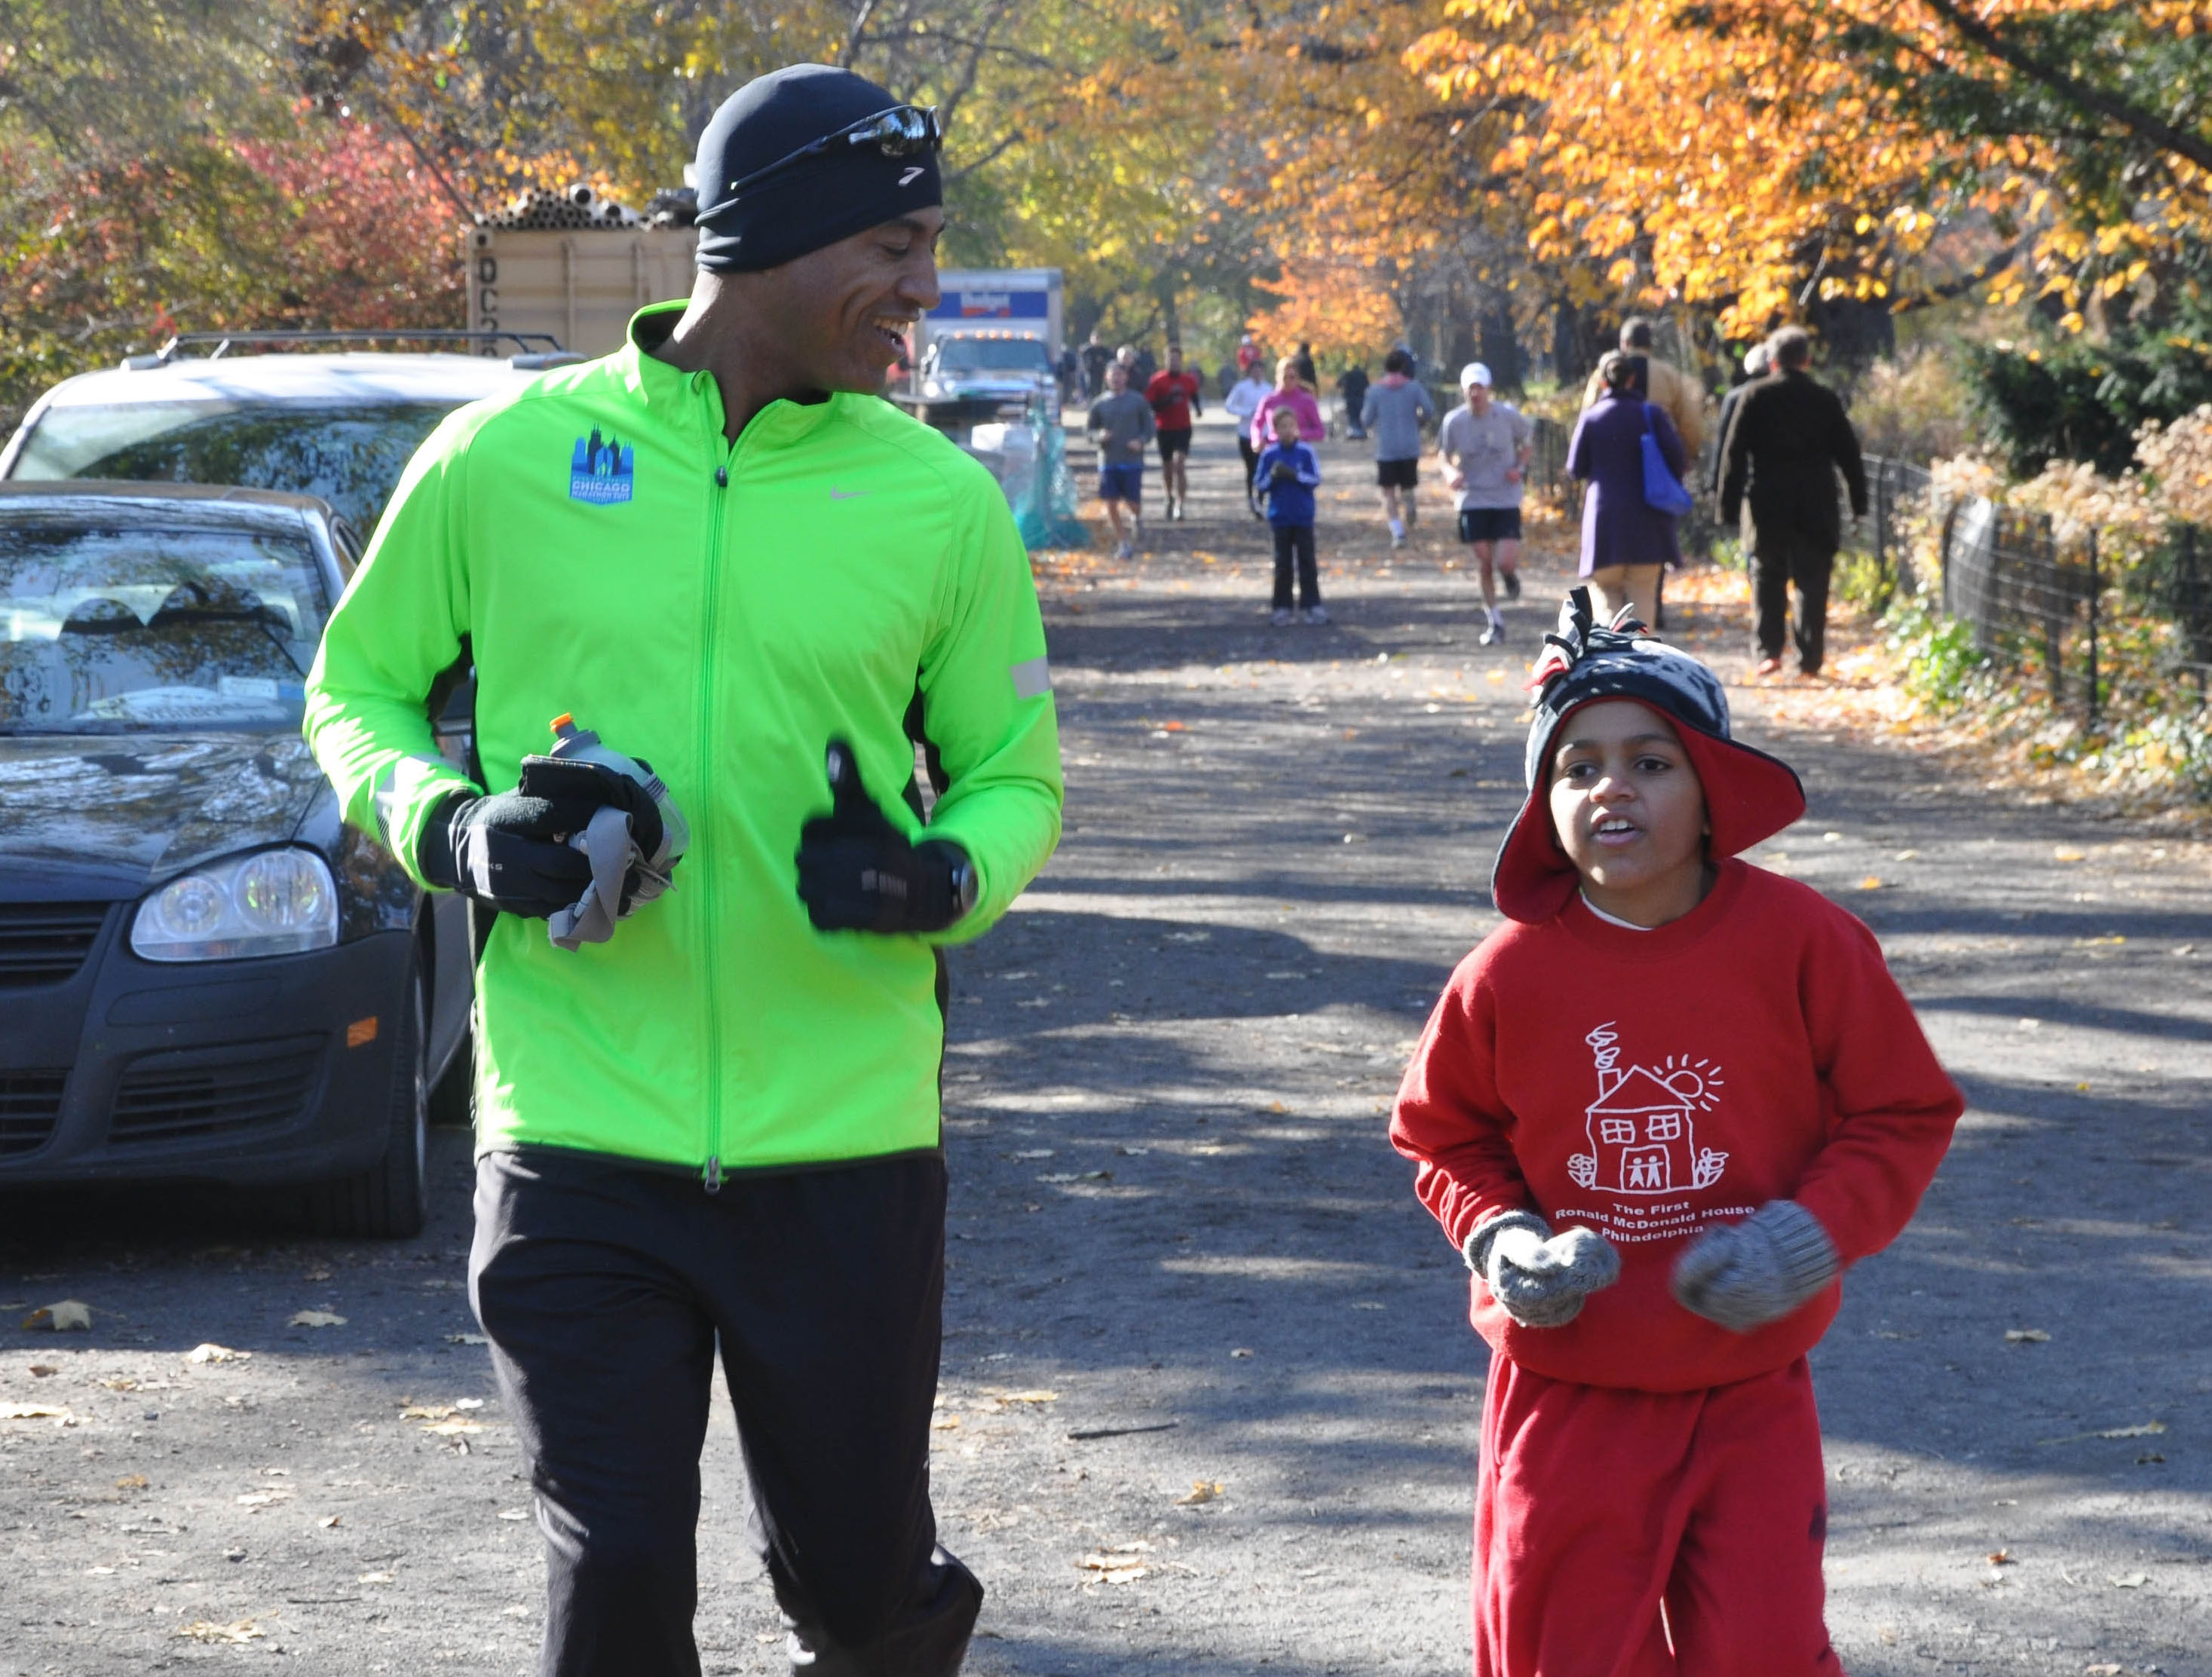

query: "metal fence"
(1846, 452), (2212, 729)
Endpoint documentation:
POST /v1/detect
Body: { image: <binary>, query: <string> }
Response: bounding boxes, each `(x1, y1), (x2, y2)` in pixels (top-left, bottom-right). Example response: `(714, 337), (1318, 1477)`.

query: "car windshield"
(0, 522), (328, 733)
(934, 339), (1049, 374)
(9, 401), (461, 532)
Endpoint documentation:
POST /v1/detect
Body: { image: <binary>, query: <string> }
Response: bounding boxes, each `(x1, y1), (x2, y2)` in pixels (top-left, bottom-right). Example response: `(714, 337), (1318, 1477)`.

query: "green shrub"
(1883, 589), (1993, 712)
(1968, 330), (2212, 479)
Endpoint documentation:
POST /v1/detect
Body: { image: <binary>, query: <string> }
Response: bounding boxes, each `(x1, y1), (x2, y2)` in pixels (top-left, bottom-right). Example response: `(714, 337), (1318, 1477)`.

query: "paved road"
(3, 409), (2207, 1675)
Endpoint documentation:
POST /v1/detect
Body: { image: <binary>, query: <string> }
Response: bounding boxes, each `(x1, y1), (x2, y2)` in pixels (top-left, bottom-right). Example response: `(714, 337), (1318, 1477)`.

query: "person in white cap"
(1438, 361), (1533, 646)
(1708, 341), (1772, 498)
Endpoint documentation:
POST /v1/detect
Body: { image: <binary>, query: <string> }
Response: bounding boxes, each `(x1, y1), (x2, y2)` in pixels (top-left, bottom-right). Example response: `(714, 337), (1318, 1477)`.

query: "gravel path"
(3, 411), (2207, 1676)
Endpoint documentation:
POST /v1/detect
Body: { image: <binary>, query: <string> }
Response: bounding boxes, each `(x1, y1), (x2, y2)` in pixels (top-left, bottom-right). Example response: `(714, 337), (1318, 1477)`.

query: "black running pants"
(469, 1146), (979, 1677)
(1273, 524), (1320, 611)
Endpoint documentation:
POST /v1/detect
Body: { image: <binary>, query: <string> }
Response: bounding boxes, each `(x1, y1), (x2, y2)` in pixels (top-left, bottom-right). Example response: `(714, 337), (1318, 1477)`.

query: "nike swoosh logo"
(830, 489), (869, 500)
(899, 167), (925, 187)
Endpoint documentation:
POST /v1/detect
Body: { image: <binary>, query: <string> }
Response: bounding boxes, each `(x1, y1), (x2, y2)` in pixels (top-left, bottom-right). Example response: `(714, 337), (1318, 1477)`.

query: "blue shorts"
(1098, 463), (1144, 504)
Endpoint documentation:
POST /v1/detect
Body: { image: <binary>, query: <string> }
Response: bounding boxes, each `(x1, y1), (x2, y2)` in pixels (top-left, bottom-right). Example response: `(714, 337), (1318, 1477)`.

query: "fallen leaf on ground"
(28, 1364), (55, 1376)
(21, 1300), (92, 1332)
(2054, 846), (2085, 861)
(319, 1515), (341, 1528)
(988, 1389), (1059, 1405)
(498, 1509), (528, 1521)
(176, 1620), (263, 1645)
(454, 1397), (484, 1410)
(2085, 1665), (2122, 1675)
(290, 1309), (346, 1328)
(1987, 1550), (2011, 1565)
(186, 1343), (250, 1363)
(1079, 1541), (1152, 1585)
(116, 1474), (148, 1490)
(358, 1571), (394, 1584)
(400, 1403), (456, 1421)
(2109, 1572), (2149, 1589)
(2097, 1421), (2166, 1439)
(1858, 877), (1883, 890)
(1230, 1348), (1255, 1359)
(424, 1418), (485, 1437)
(1, 1403), (69, 1420)
(2005, 1329), (2051, 1343)
(1176, 1480), (1225, 1506)
(235, 1489), (293, 1508)
(445, 1333), (489, 1345)
(931, 1414), (961, 1431)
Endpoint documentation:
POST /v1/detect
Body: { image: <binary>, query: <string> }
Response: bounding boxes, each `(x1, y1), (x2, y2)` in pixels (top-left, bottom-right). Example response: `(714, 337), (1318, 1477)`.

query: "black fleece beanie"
(691, 64), (942, 274)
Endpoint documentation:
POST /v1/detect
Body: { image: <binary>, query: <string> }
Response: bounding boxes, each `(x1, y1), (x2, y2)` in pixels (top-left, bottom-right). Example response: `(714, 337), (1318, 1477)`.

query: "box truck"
(906, 269), (1065, 424)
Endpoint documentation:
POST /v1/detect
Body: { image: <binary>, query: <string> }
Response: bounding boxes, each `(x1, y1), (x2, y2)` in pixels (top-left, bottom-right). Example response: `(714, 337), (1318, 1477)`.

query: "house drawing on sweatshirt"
(1568, 1024), (1729, 1194)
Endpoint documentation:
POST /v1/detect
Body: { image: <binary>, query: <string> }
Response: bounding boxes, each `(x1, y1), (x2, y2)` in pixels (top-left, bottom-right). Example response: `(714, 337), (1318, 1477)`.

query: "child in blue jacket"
(1255, 405), (1326, 624)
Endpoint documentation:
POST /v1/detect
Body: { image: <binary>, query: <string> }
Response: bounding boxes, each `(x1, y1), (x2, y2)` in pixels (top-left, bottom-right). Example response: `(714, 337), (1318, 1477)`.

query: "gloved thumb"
(823, 738), (871, 819)
(1670, 1223), (1739, 1303)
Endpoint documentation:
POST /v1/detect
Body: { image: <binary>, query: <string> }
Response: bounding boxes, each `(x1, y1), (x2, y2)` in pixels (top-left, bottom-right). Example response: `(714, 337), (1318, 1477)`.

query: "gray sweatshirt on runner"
(1087, 390), (1157, 466)
(1359, 378), (1435, 462)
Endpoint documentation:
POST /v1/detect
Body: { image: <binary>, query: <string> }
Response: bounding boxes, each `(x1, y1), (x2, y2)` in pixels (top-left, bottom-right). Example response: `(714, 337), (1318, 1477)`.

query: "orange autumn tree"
(1248, 262), (1406, 361)
(1145, 0), (2211, 369)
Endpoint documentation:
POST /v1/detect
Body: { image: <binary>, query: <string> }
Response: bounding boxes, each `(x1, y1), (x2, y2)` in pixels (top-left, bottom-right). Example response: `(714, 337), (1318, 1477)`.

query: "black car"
(0, 482), (473, 1235)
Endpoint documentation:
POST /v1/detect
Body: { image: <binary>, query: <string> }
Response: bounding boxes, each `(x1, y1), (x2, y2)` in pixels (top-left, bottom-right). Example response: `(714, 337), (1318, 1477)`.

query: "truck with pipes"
(465, 186), (698, 360)
(905, 269), (1065, 426)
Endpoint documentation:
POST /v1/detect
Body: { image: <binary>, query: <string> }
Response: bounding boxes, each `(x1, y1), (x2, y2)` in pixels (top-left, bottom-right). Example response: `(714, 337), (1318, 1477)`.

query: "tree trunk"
(1479, 294), (1524, 394)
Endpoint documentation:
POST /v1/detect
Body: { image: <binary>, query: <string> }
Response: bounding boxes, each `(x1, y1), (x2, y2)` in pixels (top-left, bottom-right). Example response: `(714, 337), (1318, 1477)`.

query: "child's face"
(1273, 411), (1301, 442)
(1547, 700), (1711, 926)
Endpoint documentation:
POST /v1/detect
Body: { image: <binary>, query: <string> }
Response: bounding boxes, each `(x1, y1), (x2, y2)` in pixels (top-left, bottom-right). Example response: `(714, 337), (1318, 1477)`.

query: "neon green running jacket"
(305, 304), (1063, 1178)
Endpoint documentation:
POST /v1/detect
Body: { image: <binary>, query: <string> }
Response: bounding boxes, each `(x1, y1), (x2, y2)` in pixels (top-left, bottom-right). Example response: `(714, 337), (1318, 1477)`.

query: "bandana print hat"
(1490, 588), (1806, 923)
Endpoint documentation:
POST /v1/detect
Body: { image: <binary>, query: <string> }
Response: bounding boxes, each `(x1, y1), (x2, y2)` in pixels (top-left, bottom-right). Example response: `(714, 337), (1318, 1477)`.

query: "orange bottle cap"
(550, 712), (574, 733)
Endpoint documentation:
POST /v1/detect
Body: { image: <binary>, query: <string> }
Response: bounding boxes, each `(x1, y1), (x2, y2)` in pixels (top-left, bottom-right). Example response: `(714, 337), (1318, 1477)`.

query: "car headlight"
(131, 849), (339, 962)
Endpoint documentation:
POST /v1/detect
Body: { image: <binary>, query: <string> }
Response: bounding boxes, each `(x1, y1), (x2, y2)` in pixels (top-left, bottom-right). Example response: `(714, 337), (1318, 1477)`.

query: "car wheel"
(305, 947), (430, 1240)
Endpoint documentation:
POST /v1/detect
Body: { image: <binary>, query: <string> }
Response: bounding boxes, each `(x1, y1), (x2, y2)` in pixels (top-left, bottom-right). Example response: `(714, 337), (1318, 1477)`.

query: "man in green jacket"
(305, 63), (1062, 1677)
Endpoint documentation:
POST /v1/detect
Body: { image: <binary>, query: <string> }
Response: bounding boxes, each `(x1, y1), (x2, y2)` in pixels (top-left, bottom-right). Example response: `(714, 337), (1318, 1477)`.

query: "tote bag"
(1640, 402), (1696, 517)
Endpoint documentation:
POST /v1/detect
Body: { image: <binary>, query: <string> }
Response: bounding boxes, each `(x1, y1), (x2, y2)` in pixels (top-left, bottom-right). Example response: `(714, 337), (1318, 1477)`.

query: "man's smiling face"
(753, 207), (944, 393)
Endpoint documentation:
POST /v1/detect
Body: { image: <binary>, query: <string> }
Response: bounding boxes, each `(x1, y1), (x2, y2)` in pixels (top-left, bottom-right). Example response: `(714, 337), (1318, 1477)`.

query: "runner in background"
(1224, 360), (1273, 521)
(1145, 345), (1205, 522)
(1338, 363), (1371, 441)
(1294, 341), (1319, 389)
(1080, 331), (1113, 400)
(1362, 348), (1435, 549)
(1439, 361), (1533, 647)
(1250, 356), (1325, 460)
(1236, 333), (1262, 383)
(1088, 359), (1156, 560)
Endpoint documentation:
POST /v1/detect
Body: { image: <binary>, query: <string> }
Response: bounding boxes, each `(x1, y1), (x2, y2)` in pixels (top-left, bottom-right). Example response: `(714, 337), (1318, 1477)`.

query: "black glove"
(1270, 461), (1297, 483)
(795, 739), (969, 933)
(418, 761), (660, 920)
(516, 756), (666, 874)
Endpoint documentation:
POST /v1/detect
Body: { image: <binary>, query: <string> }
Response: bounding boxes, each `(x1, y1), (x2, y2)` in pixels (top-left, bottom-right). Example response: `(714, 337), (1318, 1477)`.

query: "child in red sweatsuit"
(1392, 589), (1963, 1676)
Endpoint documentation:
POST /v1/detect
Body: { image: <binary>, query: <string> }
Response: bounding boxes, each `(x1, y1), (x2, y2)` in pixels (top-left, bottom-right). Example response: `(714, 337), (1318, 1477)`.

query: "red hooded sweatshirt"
(1391, 859), (1962, 1393)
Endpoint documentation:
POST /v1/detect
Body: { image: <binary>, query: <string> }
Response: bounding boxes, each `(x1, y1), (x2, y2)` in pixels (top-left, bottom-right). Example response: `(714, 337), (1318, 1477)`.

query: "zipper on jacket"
(699, 385), (737, 1193)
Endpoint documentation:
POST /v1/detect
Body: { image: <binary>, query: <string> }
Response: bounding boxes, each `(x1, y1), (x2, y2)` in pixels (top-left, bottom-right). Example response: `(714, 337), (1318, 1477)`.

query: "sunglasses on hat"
(709, 104), (943, 211)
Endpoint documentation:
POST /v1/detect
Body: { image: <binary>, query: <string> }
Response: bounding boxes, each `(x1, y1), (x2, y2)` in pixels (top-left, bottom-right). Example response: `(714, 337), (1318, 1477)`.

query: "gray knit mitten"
(1670, 1200), (1840, 1333)
(1463, 1212), (1622, 1329)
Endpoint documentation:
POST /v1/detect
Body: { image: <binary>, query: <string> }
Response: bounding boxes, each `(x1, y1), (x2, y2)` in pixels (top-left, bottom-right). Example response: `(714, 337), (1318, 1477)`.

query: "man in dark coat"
(1718, 326), (1867, 677)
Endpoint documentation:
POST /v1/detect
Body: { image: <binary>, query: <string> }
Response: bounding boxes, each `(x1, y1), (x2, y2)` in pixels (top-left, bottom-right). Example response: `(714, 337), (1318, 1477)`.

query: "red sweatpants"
(1472, 1356), (1842, 1677)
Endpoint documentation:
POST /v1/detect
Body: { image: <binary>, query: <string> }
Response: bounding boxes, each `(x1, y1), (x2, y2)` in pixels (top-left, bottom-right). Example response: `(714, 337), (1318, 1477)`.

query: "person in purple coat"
(1566, 351), (1690, 628)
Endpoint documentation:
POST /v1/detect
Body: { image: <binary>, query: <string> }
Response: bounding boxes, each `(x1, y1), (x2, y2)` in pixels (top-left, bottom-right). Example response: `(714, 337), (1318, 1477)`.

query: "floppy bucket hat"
(1491, 588), (1806, 922)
